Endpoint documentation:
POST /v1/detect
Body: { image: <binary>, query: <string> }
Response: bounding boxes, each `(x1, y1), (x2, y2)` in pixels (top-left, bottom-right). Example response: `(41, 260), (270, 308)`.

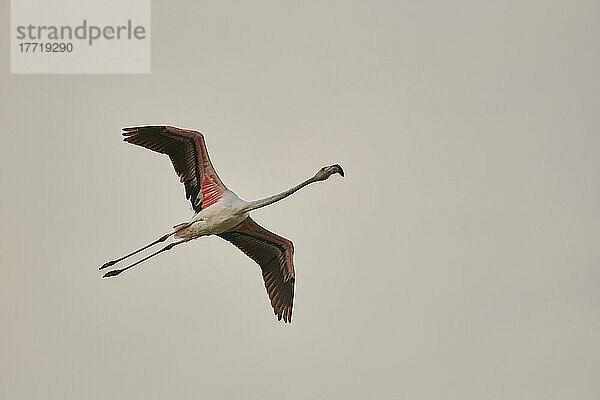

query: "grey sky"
(1, 1), (599, 399)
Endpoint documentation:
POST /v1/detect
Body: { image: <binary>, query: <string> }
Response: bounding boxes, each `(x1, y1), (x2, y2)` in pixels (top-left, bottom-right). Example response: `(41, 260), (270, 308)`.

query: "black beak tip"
(336, 164), (345, 177)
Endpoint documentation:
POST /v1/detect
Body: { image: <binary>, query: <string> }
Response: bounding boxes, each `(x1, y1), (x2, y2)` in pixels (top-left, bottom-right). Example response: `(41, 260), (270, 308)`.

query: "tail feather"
(173, 222), (193, 239)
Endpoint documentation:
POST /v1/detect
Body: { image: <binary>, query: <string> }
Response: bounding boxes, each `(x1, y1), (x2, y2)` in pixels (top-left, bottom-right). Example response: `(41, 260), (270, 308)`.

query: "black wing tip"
(279, 309), (292, 323)
(122, 126), (140, 136)
(122, 125), (168, 136)
(274, 305), (293, 323)
(121, 125), (203, 138)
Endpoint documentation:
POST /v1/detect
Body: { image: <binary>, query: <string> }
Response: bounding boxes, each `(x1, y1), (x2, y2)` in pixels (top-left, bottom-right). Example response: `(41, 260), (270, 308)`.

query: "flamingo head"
(314, 164), (345, 181)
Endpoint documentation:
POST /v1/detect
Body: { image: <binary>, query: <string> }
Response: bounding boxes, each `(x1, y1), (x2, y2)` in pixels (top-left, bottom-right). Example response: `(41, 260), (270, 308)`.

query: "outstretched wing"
(122, 125), (227, 213)
(219, 217), (295, 323)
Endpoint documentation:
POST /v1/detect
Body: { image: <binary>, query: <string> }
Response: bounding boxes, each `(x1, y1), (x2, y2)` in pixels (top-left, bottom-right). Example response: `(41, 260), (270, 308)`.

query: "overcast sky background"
(1, 1), (599, 399)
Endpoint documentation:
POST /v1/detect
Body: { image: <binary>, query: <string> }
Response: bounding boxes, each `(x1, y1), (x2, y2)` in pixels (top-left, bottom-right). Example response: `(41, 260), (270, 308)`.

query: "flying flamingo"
(100, 126), (344, 322)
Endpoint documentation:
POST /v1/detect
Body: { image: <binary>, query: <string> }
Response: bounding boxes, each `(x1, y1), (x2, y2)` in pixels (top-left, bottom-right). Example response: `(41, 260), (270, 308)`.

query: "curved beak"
(331, 164), (344, 177)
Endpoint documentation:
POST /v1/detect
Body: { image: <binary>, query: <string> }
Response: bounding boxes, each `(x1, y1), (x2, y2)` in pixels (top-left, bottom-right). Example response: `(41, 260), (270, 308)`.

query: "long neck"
(243, 177), (317, 212)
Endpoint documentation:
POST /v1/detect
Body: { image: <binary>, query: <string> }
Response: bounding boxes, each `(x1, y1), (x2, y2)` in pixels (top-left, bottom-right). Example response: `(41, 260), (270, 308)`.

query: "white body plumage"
(179, 190), (249, 237)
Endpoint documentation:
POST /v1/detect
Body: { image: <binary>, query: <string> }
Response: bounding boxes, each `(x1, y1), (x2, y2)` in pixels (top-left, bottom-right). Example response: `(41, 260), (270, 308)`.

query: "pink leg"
(100, 223), (193, 270)
(103, 237), (194, 278)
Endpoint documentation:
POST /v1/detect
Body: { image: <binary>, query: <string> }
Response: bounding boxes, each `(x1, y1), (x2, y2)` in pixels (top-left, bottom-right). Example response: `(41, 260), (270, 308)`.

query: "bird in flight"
(100, 126), (344, 322)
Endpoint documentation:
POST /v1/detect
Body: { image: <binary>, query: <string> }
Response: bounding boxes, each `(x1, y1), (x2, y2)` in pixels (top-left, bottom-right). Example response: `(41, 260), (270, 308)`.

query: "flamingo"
(100, 126), (344, 322)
